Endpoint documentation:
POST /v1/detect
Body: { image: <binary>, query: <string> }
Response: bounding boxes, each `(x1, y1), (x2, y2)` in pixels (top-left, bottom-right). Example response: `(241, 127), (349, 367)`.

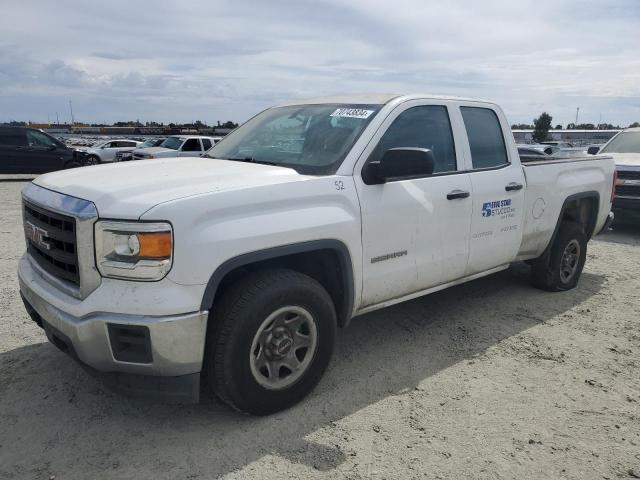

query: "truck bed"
(517, 154), (614, 259)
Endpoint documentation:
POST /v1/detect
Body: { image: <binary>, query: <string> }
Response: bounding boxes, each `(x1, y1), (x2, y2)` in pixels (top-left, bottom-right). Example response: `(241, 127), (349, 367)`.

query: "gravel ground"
(1, 179), (639, 480)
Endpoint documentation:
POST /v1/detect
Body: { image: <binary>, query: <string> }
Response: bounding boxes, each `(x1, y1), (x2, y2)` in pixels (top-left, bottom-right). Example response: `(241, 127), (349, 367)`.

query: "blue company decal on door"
(482, 199), (515, 218)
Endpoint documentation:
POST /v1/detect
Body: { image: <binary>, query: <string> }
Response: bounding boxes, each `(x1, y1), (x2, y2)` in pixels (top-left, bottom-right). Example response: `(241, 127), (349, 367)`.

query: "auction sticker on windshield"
(330, 108), (374, 119)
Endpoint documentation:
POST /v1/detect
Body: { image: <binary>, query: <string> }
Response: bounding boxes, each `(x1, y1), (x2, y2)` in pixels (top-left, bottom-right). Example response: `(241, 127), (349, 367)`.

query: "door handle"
(447, 190), (470, 200)
(505, 182), (523, 191)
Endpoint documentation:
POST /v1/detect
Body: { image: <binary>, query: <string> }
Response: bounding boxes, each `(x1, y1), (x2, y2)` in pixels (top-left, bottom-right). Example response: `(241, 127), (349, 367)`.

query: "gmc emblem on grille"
(24, 221), (51, 250)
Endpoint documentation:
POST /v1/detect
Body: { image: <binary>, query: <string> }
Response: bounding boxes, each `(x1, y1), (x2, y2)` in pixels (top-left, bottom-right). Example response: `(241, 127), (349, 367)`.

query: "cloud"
(0, 0), (639, 126)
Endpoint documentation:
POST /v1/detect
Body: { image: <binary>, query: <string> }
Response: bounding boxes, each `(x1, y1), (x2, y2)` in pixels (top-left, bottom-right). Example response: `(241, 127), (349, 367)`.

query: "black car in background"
(0, 126), (87, 174)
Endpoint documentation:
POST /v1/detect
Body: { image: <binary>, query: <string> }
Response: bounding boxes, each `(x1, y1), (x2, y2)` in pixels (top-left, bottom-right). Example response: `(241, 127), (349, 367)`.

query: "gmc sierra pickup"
(18, 94), (615, 415)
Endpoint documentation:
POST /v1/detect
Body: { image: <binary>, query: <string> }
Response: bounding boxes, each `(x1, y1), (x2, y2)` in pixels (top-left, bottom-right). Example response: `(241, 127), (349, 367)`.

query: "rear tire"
(204, 269), (337, 415)
(531, 222), (587, 291)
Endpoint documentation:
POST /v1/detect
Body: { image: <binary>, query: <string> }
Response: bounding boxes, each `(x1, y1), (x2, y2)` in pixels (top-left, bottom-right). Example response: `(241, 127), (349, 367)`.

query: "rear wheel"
(204, 269), (337, 415)
(531, 222), (587, 291)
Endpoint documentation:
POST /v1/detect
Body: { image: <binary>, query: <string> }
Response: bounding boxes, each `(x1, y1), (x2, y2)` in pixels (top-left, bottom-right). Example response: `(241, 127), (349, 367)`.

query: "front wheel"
(531, 222), (587, 291)
(204, 269), (337, 415)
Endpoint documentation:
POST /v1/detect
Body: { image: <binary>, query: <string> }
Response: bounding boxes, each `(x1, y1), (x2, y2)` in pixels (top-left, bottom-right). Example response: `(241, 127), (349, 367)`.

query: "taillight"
(611, 170), (618, 203)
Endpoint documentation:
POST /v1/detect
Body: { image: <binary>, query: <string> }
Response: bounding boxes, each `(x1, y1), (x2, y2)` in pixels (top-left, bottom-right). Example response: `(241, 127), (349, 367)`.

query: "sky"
(1, 0), (639, 127)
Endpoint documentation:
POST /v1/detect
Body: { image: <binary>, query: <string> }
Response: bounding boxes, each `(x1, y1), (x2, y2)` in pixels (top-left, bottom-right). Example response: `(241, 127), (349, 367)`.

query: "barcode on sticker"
(330, 108), (374, 119)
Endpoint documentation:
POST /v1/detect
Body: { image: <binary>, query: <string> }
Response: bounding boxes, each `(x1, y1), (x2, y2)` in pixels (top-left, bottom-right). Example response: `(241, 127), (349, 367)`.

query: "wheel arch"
(542, 191), (600, 257)
(200, 240), (355, 328)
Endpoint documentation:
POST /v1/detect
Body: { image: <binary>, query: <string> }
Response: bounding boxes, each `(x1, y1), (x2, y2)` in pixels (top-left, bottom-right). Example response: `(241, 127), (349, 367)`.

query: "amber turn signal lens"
(137, 232), (172, 258)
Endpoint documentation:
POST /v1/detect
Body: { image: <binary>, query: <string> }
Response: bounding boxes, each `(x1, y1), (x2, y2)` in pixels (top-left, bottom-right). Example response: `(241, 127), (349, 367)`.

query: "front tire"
(531, 222), (587, 291)
(204, 269), (337, 415)
(64, 160), (83, 169)
(85, 155), (100, 165)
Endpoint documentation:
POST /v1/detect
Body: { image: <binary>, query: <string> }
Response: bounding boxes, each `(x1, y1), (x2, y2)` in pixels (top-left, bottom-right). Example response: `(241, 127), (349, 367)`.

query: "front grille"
(616, 185), (640, 198)
(23, 201), (79, 285)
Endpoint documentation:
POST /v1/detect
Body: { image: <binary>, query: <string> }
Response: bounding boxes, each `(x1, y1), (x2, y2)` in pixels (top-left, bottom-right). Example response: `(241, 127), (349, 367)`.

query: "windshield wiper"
(226, 157), (278, 166)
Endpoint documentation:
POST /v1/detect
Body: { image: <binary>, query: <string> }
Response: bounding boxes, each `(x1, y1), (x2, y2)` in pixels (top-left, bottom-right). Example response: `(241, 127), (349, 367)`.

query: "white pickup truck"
(18, 94), (615, 415)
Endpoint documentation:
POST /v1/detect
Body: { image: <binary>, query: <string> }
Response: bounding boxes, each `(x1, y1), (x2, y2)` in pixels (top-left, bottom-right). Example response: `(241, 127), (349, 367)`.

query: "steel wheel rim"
(560, 239), (580, 283)
(249, 306), (318, 390)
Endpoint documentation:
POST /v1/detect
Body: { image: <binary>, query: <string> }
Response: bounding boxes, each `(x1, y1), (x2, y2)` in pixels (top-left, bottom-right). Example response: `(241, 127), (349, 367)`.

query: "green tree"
(630, 122), (640, 128)
(533, 112), (553, 143)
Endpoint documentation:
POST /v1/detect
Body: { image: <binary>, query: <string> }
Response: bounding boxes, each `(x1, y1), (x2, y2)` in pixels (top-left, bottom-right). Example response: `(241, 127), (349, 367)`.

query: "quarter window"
(372, 105), (457, 174)
(202, 139), (212, 150)
(461, 107), (508, 169)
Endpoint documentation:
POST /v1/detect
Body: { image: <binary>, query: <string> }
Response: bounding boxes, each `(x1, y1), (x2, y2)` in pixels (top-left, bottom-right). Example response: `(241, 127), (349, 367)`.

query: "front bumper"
(18, 255), (208, 403)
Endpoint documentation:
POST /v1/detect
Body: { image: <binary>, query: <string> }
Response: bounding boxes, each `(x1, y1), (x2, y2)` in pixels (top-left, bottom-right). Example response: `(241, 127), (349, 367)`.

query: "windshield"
(601, 131), (640, 154)
(160, 137), (184, 150)
(206, 104), (382, 175)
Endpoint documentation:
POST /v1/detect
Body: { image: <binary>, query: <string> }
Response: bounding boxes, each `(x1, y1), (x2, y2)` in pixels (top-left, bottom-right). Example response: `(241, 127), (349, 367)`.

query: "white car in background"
(84, 139), (141, 164)
(132, 135), (219, 160)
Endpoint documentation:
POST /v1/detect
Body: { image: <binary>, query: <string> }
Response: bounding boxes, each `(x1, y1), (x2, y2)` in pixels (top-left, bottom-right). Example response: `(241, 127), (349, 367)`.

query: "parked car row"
(0, 127), (224, 173)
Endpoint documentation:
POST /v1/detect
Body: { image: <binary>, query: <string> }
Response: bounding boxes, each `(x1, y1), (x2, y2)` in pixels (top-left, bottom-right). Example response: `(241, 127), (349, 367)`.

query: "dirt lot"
(1, 179), (639, 480)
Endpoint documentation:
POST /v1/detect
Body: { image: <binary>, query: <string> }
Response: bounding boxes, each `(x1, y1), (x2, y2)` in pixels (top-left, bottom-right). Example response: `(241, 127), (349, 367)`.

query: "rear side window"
(0, 129), (27, 146)
(372, 105), (457, 173)
(461, 107), (508, 169)
(182, 139), (201, 151)
(202, 138), (212, 150)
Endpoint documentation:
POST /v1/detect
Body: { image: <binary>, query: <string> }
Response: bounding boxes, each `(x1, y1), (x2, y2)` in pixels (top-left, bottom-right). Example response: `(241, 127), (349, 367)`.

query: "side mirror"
(366, 148), (435, 184)
(587, 146), (600, 155)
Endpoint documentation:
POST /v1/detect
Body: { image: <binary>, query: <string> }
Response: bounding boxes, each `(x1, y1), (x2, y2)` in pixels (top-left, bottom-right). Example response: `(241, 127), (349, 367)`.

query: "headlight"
(95, 221), (173, 281)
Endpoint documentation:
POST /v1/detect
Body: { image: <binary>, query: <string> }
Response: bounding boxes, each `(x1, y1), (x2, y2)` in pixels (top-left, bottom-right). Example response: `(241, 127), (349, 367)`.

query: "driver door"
(23, 130), (66, 173)
(354, 101), (473, 307)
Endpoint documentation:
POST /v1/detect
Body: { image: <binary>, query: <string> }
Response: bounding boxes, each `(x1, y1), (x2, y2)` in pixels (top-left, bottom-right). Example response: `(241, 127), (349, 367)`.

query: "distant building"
(512, 129), (620, 146)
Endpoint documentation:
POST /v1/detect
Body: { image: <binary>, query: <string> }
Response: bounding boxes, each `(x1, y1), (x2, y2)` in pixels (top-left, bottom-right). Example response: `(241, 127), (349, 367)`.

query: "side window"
(202, 139), (212, 150)
(460, 107), (508, 169)
(26, 130), (57, 148)
(182, 139), (200, 151)
(372, 105), (457, 174)
(0, 129), (27, 146)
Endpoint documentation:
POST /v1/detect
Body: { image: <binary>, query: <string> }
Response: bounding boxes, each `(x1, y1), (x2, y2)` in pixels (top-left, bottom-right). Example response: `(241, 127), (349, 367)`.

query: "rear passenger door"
(459, 105), (526, 275)
(355, 101), (473, 307)
(0, 128), (27, 173)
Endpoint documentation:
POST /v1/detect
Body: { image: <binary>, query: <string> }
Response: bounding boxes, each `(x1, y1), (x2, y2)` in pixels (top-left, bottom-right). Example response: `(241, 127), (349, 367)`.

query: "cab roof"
(281, 93), (491, 106)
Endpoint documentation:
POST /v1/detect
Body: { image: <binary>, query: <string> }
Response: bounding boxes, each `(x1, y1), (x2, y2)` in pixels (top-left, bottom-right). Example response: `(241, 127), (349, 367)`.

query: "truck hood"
(608, 153), (640, 167)
(34, 157), (308, 219)
(135, 147), (176, 156)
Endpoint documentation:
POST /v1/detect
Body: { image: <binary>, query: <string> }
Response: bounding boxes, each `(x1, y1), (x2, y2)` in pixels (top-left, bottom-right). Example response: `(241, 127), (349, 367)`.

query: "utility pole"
(69, 100), (75, 126)
(56, 112), (59, 126)
(575, 107), (580, 126)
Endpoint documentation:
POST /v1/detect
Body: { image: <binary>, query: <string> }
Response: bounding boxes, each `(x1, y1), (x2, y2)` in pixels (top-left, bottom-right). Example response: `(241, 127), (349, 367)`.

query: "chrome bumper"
(19, 256), (208, 378)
